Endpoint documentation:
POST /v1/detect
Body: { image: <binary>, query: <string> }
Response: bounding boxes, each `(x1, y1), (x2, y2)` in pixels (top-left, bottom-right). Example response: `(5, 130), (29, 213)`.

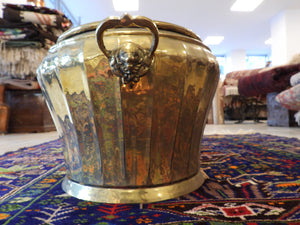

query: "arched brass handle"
(96, 14), (159, 85)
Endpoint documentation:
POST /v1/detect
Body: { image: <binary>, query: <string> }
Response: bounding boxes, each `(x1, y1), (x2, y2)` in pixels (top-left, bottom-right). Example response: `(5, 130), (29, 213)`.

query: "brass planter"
(37, 14), (219, 203)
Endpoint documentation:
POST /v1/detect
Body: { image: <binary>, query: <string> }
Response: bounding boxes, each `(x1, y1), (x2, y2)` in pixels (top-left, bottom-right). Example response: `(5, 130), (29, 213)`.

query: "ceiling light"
(113, 0), (139, 11)
(203, 36), (224, 45)
(265, 38), (272, 45)
(230, 0), (264, 12)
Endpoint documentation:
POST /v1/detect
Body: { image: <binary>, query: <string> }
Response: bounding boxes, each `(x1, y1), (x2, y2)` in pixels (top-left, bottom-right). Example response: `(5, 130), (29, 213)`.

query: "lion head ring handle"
(96, 14), (159, 85)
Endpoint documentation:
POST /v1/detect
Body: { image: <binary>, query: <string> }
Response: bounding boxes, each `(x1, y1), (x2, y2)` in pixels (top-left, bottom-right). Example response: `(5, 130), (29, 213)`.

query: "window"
(216, 55), (227, 80)
(246, 55), (270, 69)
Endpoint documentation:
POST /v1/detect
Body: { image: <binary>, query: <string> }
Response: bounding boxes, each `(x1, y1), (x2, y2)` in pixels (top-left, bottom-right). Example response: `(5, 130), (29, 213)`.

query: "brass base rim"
(62, 170), (207, 203)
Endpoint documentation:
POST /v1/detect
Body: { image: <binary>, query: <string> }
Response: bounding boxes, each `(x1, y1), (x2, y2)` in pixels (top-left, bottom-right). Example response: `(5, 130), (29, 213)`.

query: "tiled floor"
(204, 120), (300, 138)
(0, 120), (299, 156)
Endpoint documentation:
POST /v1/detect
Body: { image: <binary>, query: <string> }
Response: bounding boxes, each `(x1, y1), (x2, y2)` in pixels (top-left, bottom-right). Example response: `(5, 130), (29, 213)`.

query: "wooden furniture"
(5, 89), (55, 133)
(0, 85), (10, 133)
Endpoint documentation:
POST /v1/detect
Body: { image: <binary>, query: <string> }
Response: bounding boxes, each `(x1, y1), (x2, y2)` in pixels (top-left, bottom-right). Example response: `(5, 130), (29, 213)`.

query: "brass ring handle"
(96, 14), (159, 58)
(95, 14), (159, 85)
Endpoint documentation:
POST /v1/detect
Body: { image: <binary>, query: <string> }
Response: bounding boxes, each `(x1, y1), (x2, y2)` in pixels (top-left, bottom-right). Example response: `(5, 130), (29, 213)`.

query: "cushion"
(275, 83), (300, 111)
(238, 63), (300, 97)
(290, 72), (300, 86)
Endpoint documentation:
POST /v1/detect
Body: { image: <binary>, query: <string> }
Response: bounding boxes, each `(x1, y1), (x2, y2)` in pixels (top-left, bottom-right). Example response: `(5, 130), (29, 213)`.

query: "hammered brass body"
(37, 15), (219, 203)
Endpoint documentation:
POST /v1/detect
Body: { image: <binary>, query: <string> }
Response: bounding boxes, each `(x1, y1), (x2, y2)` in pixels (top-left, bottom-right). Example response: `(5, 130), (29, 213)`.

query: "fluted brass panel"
(37, 14), (219, 203)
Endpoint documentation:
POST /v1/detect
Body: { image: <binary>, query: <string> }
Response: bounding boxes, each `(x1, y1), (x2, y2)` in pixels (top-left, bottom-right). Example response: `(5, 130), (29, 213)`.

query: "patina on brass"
(37, 14), (220, 203)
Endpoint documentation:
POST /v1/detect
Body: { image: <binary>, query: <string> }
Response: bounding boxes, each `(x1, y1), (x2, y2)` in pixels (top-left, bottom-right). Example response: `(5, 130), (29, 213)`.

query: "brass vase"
(37, 14), (219, 203)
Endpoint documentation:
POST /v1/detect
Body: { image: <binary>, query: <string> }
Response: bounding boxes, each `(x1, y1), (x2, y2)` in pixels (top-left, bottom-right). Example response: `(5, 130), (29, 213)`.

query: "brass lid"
(58, 16), (201, 42)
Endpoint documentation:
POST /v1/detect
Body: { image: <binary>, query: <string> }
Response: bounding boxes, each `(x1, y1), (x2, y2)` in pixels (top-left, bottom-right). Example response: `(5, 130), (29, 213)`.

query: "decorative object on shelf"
(37, 14), (220, 203)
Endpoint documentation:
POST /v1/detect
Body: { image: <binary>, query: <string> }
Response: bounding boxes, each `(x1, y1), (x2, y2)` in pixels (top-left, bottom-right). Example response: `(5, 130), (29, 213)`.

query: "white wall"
(271, 9), (300, 65)
(228, 49), (246, 72)
(271, 11), (287, 65)
(285, 9), (300, 62)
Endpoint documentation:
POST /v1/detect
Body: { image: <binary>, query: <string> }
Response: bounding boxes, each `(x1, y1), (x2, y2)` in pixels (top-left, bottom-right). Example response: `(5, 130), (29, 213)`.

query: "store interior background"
(39, 0), (300, 127)
(4, 0), (300, 76)
(0, 0), (299, 152)
(41, 0), (300, 78)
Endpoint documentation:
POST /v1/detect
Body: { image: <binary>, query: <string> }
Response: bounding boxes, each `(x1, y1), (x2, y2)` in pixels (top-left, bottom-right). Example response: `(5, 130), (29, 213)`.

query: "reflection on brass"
(37, 14), (220, 203)
(62, 169), (207, 204)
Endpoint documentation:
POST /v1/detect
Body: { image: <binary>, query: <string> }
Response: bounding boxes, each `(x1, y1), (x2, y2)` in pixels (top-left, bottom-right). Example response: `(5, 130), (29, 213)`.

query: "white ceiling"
(51, 0), (300, 56)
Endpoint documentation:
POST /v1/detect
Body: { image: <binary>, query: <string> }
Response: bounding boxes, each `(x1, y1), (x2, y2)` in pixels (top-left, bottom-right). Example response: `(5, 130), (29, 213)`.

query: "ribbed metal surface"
(37, 17), (219, 202)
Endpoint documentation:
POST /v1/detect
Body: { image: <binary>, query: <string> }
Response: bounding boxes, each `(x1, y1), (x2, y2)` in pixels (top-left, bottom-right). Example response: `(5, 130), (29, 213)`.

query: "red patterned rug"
(0, 133), (300, 224)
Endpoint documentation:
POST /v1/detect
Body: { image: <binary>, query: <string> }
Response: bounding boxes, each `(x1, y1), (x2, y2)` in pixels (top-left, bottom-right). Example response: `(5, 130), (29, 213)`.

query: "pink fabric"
(223, 68), (262, 97)
(276, 84), (300, 111)
(223, 68), (262, 86)
(238, 64), (300, 97)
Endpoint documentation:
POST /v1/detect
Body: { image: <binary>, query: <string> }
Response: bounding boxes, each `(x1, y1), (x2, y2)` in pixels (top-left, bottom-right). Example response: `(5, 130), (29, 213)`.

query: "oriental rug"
(1, 134), (300, 225)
